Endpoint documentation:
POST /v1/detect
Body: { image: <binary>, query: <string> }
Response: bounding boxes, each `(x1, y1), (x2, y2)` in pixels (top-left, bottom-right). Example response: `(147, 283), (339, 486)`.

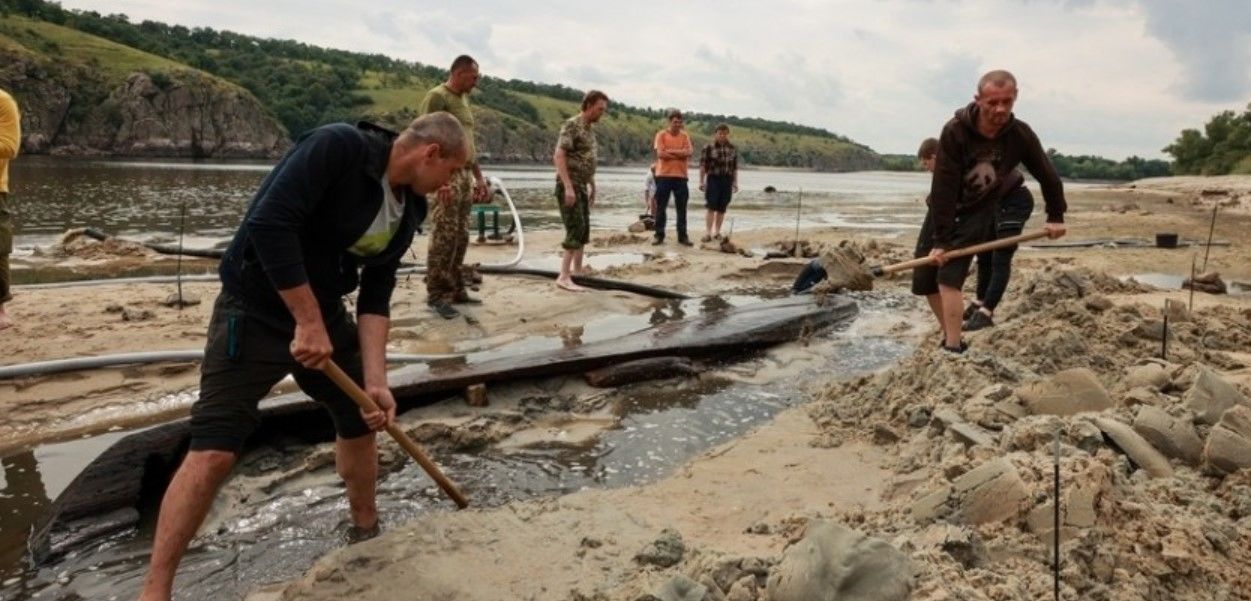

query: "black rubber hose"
(0, 350), (463, 380)
(34, 232), (689, 299)
(82, 227), (225, 259)
(476, 265), (691, 299)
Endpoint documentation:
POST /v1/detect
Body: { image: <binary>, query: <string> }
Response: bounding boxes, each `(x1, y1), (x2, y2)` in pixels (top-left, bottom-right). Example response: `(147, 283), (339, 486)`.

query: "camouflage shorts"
(554, 180), (590, 250)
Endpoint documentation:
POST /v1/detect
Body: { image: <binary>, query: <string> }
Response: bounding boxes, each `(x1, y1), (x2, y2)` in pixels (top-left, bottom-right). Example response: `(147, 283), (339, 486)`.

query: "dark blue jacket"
(220, 122), (426, 323)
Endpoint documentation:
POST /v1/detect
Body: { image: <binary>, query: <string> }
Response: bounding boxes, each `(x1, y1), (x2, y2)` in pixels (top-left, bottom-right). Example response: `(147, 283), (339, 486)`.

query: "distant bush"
(1164, 104), (1251, 175)
(1046, 149), (1171, 181)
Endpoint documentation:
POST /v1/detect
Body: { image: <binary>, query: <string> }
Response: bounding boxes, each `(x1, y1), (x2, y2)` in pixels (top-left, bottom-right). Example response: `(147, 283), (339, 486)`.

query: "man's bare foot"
(555, 279), (587, 292)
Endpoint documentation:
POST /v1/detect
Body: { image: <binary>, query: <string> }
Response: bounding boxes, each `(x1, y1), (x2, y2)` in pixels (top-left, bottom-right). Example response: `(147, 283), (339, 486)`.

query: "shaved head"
(977, 69), (1017, 94)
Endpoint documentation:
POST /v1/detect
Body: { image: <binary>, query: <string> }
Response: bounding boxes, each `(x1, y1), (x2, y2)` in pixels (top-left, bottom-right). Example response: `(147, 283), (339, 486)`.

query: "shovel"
(868, 230), (1051, 277)
(322, 360), (470, 509)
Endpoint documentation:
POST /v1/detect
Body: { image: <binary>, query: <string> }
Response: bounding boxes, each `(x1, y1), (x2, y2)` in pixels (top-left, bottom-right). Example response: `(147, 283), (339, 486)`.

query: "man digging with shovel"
(137, 114), (467, 601)
(913, 69), (1067, 353)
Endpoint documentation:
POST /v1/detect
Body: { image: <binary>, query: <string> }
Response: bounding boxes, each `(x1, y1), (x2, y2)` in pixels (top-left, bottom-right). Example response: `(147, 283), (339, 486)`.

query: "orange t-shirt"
(653, 130), (692, 179)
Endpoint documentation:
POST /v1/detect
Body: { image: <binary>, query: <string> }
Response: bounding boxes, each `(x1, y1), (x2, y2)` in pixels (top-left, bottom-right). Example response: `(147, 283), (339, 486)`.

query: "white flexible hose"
(485, 175), (526, 268)
(396, 174), (526, 275)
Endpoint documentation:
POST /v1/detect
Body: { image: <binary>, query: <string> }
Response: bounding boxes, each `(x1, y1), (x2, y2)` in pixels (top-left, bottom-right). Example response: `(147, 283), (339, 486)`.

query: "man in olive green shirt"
(0, 87), (20, 331)
(553, 90), (609, 292)
(421, 55), (489, 319)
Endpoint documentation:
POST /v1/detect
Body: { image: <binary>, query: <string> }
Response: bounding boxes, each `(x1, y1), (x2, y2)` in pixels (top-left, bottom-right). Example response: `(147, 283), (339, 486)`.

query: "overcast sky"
(58, 0), (1251, 159)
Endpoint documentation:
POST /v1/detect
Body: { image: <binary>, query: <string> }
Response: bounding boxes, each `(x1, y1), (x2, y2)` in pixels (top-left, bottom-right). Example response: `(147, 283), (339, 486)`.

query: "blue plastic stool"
(471, 204), (500, 242)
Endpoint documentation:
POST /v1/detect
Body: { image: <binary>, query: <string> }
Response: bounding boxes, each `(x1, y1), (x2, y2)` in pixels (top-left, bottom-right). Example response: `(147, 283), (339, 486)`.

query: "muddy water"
(1125, 272), (1251, 297)
(0, 292), (920, 600)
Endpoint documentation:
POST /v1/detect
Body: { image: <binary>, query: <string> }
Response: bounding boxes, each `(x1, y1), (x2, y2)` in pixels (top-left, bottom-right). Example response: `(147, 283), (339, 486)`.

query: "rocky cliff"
(1, 52), (289, 158)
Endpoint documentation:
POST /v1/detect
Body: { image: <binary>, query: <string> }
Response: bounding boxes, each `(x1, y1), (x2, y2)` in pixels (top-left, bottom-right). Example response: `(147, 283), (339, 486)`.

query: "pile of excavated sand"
(809, 266), (1251, 600)
(56, 229), (153, 259)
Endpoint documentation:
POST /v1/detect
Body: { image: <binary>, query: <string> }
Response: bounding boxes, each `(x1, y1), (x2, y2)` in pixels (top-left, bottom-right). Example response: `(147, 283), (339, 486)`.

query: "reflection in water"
(0, 451), (51, 595)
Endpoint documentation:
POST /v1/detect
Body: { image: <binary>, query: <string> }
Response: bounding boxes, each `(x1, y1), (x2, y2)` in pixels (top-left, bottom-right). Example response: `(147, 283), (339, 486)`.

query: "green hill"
(0, 9), (289, 157)
(0, 0), (882, 170)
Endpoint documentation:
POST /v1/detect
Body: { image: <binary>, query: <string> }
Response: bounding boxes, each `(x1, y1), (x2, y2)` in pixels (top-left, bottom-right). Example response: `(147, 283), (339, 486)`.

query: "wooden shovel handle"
(323, 360), (470, 509)
(871, 230), (1051, 276)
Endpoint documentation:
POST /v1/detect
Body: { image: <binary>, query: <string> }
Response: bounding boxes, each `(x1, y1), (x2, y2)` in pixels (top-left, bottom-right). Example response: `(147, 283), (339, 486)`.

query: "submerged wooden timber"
(28, 295), (856, 564)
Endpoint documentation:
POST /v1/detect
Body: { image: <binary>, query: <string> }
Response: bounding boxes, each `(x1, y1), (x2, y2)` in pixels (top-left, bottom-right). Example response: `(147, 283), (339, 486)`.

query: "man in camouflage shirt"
(552, 90), (609, 292)
(421, 55), (489, 319)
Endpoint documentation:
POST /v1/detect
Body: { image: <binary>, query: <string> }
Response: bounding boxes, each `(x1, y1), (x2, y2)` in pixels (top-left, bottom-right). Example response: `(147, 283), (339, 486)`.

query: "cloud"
(1137, 0), (1251, 102)
(923, 53), (983, 107)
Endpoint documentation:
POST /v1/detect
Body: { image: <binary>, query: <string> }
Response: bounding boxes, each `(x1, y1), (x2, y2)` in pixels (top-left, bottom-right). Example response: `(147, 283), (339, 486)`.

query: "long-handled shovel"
(322, 360), (470, 509)
(868, 230), (1051, 277)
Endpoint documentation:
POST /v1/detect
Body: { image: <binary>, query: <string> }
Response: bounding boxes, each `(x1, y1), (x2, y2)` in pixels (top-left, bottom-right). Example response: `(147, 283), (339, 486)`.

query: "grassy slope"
(359, 79), (868, 159)
(0, 15), (248, 94)
(0, 13), (875, 164)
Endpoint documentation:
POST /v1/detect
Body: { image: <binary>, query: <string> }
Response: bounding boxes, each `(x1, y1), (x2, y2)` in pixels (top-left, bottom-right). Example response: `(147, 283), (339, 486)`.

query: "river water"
(7, 157), (945, 251)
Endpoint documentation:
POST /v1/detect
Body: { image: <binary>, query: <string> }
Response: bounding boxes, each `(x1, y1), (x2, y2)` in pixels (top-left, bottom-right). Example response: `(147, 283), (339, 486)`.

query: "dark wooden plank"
(388, 295), (856, 398)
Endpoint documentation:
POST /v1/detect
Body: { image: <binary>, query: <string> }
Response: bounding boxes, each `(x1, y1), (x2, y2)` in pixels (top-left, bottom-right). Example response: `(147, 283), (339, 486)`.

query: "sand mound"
(808, 266), (1251, 599)
(57, 229), (152, 259)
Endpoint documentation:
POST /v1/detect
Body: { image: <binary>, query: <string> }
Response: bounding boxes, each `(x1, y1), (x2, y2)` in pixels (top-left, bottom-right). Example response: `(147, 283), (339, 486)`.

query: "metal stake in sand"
(1053, 429), (1061, 601)
(1202, 203), (1218, 272)
(1188, 255), (1197, 311)
(792, 188), (803, 257)
(175, 200), (186, 310)
(1161, 302), (1170, 360)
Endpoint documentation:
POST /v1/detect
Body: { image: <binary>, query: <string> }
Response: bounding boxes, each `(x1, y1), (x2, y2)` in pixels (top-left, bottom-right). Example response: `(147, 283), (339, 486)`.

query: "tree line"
(879, 149), (1170, 181)
(0, 0), (859, 146)
(1164, 103), (1251, 175)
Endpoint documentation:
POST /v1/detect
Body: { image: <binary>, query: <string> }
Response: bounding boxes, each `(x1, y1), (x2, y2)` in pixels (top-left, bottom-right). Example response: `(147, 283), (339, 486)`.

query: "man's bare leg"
(572, 248), (585, 275)
(704, 210), (715, 239)
(138, 450), (238, 601)
(556, 249), (586, 291)
(713, 211), (726, 238)
(335, 433), (379, 528)
(938, 284), (965, 349)
(0, 303), (10, 330)
(925, 293), (945, 341)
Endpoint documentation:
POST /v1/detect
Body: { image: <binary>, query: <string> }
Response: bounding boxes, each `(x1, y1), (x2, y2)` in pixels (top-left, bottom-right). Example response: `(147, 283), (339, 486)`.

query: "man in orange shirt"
(652, 109), (693, 246)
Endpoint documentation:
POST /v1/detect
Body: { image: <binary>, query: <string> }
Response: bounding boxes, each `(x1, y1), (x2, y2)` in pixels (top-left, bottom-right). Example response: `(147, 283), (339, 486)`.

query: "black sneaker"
(941, 340), (969, 354)
(453, 292), (483, 305)
(428, 301), (459, 319)
(677, 238), (694, 247)
(964, 310), (995, 332)
(652, 237), (664, 246)
(962, 302), (982, 321)
(344, 520), (382, 545)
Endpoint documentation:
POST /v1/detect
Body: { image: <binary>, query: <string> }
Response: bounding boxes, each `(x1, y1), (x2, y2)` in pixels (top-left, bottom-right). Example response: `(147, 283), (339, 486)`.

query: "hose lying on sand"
(21, 178), (686, 299)
(74, 176), (527, 264)
(476, 266), (690, 299)
(80, 227), (225, 259)
(0, 350), (463, 380)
